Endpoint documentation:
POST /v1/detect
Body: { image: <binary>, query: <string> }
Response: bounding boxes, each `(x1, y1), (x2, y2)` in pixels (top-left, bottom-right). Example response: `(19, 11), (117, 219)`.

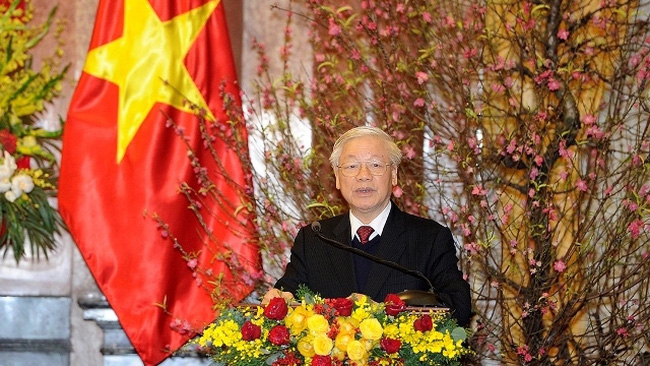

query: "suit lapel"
(364, 204), (407, 299)
(323, 214), (359, 294)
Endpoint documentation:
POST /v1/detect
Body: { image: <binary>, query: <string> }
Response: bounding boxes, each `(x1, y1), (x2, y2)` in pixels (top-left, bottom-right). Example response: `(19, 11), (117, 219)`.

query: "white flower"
(4, 190), (18, 202)
(0, 178), (11, 193)
(11, 174), (34, 196)
(0, 150), (17, 181)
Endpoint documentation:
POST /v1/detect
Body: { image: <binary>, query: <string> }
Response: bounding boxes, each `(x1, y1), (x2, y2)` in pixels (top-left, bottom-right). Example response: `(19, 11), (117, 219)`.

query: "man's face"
(335, 135), (397, 223)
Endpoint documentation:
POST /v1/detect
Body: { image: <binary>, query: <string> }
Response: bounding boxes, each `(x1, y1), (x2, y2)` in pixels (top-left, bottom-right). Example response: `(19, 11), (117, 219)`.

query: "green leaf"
(451, 326), (467, 342)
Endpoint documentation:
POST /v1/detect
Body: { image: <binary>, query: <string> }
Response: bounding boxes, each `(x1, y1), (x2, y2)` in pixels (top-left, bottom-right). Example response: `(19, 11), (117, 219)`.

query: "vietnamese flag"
(58, 0), (260, 364)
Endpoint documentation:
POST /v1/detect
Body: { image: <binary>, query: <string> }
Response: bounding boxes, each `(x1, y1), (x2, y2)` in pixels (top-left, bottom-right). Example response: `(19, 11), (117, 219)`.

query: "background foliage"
(0, 0), (67, 262)
(176, 0), (650, 364)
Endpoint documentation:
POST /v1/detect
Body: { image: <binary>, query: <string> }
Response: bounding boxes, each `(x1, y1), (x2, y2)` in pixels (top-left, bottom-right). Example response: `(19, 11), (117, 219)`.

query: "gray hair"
(329, 126), (402, 169)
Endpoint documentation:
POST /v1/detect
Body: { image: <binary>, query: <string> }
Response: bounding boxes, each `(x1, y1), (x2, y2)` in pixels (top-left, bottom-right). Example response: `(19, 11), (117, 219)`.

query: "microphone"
(311, 222), (445, 307)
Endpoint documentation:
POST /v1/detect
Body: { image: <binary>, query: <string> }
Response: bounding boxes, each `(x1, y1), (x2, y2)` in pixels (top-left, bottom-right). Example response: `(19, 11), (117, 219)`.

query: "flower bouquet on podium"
(196, 287), (469, 365)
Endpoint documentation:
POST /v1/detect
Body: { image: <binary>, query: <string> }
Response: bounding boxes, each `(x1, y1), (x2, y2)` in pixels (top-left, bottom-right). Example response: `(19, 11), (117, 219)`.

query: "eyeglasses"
(337, 161), (392, 177)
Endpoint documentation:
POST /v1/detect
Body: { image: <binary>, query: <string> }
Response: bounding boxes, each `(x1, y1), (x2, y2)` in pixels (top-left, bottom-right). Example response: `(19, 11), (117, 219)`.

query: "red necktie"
(357, 226), (374, 244)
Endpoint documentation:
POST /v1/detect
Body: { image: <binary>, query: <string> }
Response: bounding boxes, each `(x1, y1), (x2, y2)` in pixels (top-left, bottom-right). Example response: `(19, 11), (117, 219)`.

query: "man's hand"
(261, 288), (295, 305)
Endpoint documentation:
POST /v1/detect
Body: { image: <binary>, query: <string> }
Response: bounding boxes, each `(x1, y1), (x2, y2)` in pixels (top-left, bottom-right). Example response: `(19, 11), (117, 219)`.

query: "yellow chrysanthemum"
(383, 323), (399, 338)
(359, 318), (383, 340)
(198, 319), (242, 348)
(313, 333), (334, 355)
(352, 307), (370, 322)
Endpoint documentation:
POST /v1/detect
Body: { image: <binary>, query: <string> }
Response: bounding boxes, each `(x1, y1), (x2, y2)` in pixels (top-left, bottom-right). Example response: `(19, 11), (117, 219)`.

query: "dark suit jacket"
(274, 203), (472, 326)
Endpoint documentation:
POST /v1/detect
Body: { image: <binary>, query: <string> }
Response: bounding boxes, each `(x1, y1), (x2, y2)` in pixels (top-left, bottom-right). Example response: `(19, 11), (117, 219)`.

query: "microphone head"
(397, 290), (444, 307)
(311, 221), (321, 232)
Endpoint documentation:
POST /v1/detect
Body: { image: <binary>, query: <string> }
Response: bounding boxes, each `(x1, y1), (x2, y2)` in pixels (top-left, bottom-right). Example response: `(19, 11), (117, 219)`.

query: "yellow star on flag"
(82, 0), (218, 162)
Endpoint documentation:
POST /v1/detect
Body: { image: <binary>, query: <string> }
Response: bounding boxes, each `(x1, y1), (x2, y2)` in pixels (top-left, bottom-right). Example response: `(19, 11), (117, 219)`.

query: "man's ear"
(335, 172), (341, 189)
(391, 166), (398, 186)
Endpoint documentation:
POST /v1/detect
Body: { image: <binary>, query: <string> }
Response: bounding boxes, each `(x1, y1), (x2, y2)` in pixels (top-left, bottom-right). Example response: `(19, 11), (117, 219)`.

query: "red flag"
(59, 0), (260, 364)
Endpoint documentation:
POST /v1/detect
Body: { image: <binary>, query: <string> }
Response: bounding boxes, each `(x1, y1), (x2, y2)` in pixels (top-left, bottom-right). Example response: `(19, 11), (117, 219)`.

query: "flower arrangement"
(196, 287), (469, 365)
(0, 0), (67, 262)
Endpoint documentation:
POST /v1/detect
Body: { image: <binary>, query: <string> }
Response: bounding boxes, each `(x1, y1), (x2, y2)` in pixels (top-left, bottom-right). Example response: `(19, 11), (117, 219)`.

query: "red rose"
(413, 314), (433, 332)
(312, 355), (332, 366)
(241, 321), (261, 341)
(0, 131), (17, 154)
(332, 297), (354, 316)
(268, 324), (291, 345)
(16, 156), (30, 169)
(264, 297), (289, 320)
(380, 337), (402, 354)
(384, 294), (406, 316)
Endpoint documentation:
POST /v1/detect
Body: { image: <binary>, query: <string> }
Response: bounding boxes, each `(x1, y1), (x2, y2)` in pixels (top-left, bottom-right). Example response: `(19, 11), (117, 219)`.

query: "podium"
(198, 296), (466, 366)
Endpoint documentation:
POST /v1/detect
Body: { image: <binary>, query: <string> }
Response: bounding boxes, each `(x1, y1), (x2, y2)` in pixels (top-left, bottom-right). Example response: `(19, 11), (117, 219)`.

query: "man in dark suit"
(263, 126), (471, 326)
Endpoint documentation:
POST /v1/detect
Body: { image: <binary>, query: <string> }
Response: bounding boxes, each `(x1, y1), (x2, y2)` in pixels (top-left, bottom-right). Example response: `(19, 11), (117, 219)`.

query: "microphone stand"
(311, 222), (445, 307)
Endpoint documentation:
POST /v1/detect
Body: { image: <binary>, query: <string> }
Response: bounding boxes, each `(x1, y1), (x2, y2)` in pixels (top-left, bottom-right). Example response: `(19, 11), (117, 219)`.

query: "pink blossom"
(535, 69), (553, 85)
(463, 48), (478, 59)
(586, 125), (604, 139)
(415, 71), (428, 84)
(557, 29), (569, 40)
(187, 258), (198, 270)
(582, 114), (597, 125)
(402, 145), (416, 159)
(413, 98), (425, 107)
(461, 224), (471, 237)
(422, 12), (433, 23)
(464, 242), (480, 255)
(576, 179), (588, 192)
(444, 15), (454, 27)
(625, 199), (639, 212)
(328, 18), (341, 36)
(447, 140), (455, 151)
(547, 78), (561, 91)
(517, 345), (533, 362)
(628, 219), (643, 239)
(491, 83), (505, 93)
(558, 140), (571, 158)
(471, 185), (487, 196)
(392, 185), (403, 198)
(553, 260), (566, 273)
(617, 327), (630, 337)
(506, 139), (517, 154)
